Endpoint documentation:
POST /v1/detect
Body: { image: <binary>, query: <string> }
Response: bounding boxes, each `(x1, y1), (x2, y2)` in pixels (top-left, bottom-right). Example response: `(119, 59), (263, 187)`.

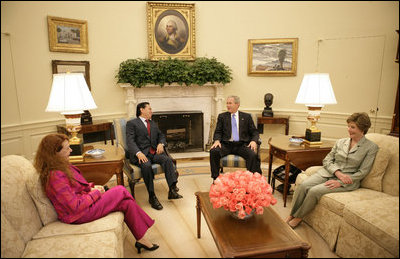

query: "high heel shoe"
(135, 241), (159, 254)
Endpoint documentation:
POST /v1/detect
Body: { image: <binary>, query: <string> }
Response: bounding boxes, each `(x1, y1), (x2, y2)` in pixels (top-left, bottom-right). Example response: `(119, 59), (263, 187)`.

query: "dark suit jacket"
(126, 118), (166, 163)
(213, 111), (259, 144)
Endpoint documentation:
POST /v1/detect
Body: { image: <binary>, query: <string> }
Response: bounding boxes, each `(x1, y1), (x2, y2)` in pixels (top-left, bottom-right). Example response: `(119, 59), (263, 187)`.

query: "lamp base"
(70, 141), (84, 156)
(69, 155), (84, 162)
(69, 140), (84, 162)
(304, 128), (322, 146)
(303, 139), (323, 147)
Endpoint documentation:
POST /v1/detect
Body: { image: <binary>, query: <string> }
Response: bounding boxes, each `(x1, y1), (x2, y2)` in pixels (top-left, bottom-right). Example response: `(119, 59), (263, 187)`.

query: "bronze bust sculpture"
(262, 93), (274, 117)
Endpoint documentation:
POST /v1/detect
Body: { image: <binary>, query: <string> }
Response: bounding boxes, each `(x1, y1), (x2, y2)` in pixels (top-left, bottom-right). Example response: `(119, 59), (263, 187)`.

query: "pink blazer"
(46, 165), (101, 223)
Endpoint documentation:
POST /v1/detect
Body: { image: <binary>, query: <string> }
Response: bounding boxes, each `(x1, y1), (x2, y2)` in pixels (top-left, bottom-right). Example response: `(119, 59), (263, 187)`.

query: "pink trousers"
(74, 186), (155, 240)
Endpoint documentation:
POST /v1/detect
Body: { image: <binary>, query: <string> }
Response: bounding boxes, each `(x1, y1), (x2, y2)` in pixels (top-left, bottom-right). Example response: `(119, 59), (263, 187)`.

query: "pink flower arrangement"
(209, 170), (277, 219)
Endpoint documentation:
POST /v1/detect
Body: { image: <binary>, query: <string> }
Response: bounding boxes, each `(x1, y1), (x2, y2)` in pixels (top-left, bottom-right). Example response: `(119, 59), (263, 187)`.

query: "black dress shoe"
(168, 189), (183, 199)
(149, 196), (163, 210)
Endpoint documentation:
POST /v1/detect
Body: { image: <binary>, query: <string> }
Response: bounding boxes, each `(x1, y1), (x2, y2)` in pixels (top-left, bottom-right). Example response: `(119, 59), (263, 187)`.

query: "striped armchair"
(113, 117), (177, 198)
(219, 140), (262, 173)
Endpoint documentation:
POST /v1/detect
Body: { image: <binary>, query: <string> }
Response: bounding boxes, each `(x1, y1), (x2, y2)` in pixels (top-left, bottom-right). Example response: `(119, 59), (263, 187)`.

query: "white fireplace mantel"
(119, 83), (225, 147)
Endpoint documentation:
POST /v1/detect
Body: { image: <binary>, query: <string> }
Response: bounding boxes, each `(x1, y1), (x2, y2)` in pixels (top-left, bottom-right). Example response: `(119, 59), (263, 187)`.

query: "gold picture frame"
(147, 2), (195, 60)
(51, 60), (91, 90)
(47, 16), (89, 53)
(248, 38), (298, 76)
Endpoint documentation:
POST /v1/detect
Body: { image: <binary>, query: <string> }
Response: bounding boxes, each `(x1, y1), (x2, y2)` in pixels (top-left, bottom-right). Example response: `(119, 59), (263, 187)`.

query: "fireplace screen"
(152, 111), (204, 152)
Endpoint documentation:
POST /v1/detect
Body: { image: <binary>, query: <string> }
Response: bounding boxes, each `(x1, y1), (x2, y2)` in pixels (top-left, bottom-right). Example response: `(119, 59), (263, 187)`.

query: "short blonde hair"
(346, 112), (371, 134)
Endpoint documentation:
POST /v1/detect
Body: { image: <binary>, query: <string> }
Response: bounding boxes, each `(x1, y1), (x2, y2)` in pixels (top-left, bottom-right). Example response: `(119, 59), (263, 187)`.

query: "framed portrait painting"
(51, 60), (91, 90)
(248, 38), (298, 76)
(47, 16), (89, 53)
(147, 2), (195, 60)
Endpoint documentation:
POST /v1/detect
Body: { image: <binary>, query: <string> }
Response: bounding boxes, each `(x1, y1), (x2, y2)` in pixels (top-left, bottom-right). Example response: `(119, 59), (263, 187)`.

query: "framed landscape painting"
(147, 2), (195, 60)
(248, 38), (298, 76)
(47, 16), (89, 53)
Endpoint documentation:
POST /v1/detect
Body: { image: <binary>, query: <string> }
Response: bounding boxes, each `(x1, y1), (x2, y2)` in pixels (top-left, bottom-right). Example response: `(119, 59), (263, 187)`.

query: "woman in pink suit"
(34, 133), (159, 254)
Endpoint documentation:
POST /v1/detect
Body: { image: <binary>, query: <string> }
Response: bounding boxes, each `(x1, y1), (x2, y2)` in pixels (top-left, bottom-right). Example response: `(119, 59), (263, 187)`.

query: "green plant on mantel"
(116, 57), (232, 88)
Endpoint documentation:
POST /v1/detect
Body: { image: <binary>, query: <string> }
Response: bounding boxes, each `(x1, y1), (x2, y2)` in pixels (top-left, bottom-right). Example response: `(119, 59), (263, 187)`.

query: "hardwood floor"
(105, 152), (338, 258)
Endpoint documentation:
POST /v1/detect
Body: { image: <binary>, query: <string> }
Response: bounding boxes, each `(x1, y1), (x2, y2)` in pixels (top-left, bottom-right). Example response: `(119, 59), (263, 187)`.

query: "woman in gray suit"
(286, 112), (378, 228)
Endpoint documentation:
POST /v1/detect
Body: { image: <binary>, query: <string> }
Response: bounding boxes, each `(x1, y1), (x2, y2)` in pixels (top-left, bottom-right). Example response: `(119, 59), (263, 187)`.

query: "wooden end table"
(268, 136), (335, 207)
(72, 144), (124, 186)
(195, 192), (310, 258)
(257, 116), (290, 135)
(57, 120), (114, 145)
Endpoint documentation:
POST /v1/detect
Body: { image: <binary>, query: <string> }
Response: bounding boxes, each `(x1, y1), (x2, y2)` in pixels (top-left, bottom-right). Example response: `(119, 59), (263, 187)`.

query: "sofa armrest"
(294, 166), (323, 191)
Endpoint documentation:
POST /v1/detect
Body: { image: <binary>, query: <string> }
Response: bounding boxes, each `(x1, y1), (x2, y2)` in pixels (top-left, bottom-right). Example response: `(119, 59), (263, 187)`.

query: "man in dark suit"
(126, 102), (182, 210)
(209, 95), (262, 180)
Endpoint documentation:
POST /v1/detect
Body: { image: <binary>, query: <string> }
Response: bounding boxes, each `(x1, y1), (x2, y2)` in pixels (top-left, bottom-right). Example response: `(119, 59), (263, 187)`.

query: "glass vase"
(230, 209), (255, 220)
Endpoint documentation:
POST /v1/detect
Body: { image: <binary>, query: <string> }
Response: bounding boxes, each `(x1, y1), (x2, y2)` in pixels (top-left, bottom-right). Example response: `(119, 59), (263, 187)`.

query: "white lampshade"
(46, 73), (97, 114)
(295, 73), (337, 107)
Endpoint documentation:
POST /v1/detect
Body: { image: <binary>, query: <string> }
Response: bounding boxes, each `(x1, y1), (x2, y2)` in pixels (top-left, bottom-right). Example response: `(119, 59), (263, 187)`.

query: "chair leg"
(128, 178), (136, 199)
(272, 176), (276, 194)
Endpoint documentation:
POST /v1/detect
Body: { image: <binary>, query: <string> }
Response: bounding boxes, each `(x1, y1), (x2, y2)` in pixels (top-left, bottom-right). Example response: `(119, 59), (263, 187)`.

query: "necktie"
(145, 120), (156, 154)
(231, 114), (239, 141)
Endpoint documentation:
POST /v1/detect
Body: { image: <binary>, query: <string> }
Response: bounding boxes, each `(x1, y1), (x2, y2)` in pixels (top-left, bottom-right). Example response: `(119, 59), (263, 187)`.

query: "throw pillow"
(26, 171), (58, 225)
(361, 147), (391, 192)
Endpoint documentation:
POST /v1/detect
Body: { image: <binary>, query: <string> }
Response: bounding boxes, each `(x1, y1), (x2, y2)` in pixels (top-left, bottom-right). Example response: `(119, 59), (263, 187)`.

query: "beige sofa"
(1, 155), (126, 258)
(294, 133), (399, 258)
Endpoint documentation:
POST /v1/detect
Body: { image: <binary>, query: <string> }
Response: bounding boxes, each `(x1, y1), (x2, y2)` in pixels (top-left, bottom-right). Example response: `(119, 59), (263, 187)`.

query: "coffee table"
(195, 191), (311, 258)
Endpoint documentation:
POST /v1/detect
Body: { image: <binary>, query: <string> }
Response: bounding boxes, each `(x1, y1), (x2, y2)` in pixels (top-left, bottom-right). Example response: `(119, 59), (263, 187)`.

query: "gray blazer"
(317, 136), (378, 189)
(126, 118), (166, 163)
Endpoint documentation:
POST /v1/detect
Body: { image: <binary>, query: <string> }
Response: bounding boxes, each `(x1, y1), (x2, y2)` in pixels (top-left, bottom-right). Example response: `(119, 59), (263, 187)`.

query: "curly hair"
(34, 133), (74, 192)
(346, 112), (371, 134)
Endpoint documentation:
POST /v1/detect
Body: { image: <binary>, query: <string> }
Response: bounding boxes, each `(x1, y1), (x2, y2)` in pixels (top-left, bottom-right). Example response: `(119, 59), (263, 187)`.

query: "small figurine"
(262, 93), (274, 117)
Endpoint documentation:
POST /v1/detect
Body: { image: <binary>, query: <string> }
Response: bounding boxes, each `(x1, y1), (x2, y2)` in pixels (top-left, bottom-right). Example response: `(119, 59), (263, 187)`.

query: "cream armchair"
(1, 155), (125, 258)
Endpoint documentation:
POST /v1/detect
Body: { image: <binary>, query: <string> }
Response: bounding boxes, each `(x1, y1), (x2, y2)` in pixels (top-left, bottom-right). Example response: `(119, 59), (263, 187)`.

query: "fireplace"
(119, 83), (225, 152)
(152, 111), (204, 153)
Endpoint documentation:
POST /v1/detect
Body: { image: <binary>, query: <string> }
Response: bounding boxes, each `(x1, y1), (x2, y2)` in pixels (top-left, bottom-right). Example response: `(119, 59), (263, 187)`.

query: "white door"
(318, 35), (385, 132)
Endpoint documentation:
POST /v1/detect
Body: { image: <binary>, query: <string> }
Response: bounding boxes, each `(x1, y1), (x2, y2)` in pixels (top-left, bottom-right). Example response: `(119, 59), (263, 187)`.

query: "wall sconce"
(295, 73), (337, 146)
(46, 73), (97, 161)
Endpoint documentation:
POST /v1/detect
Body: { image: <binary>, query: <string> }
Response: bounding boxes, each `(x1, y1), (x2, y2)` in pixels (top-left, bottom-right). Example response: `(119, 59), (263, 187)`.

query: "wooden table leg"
(110, 128), (115, 145)
(196, 194), (201, 238)
(283, 161), (290, 207)
(285, 120), (289, 135)
(116, 168), (124, 186)
(268, 146), (273, 184)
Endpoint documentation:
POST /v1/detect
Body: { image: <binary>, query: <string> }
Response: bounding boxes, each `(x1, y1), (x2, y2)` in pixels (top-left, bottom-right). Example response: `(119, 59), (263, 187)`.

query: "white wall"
(1, 1), (399, 159)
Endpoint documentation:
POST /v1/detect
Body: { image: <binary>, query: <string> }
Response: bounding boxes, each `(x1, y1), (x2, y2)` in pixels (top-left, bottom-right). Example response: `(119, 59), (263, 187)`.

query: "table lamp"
(295, 73), (337, 146)
(46, 73), (97, 161)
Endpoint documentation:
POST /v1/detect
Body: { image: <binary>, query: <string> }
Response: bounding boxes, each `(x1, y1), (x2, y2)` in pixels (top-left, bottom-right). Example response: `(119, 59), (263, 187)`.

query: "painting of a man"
(155, 10), (188, 54)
